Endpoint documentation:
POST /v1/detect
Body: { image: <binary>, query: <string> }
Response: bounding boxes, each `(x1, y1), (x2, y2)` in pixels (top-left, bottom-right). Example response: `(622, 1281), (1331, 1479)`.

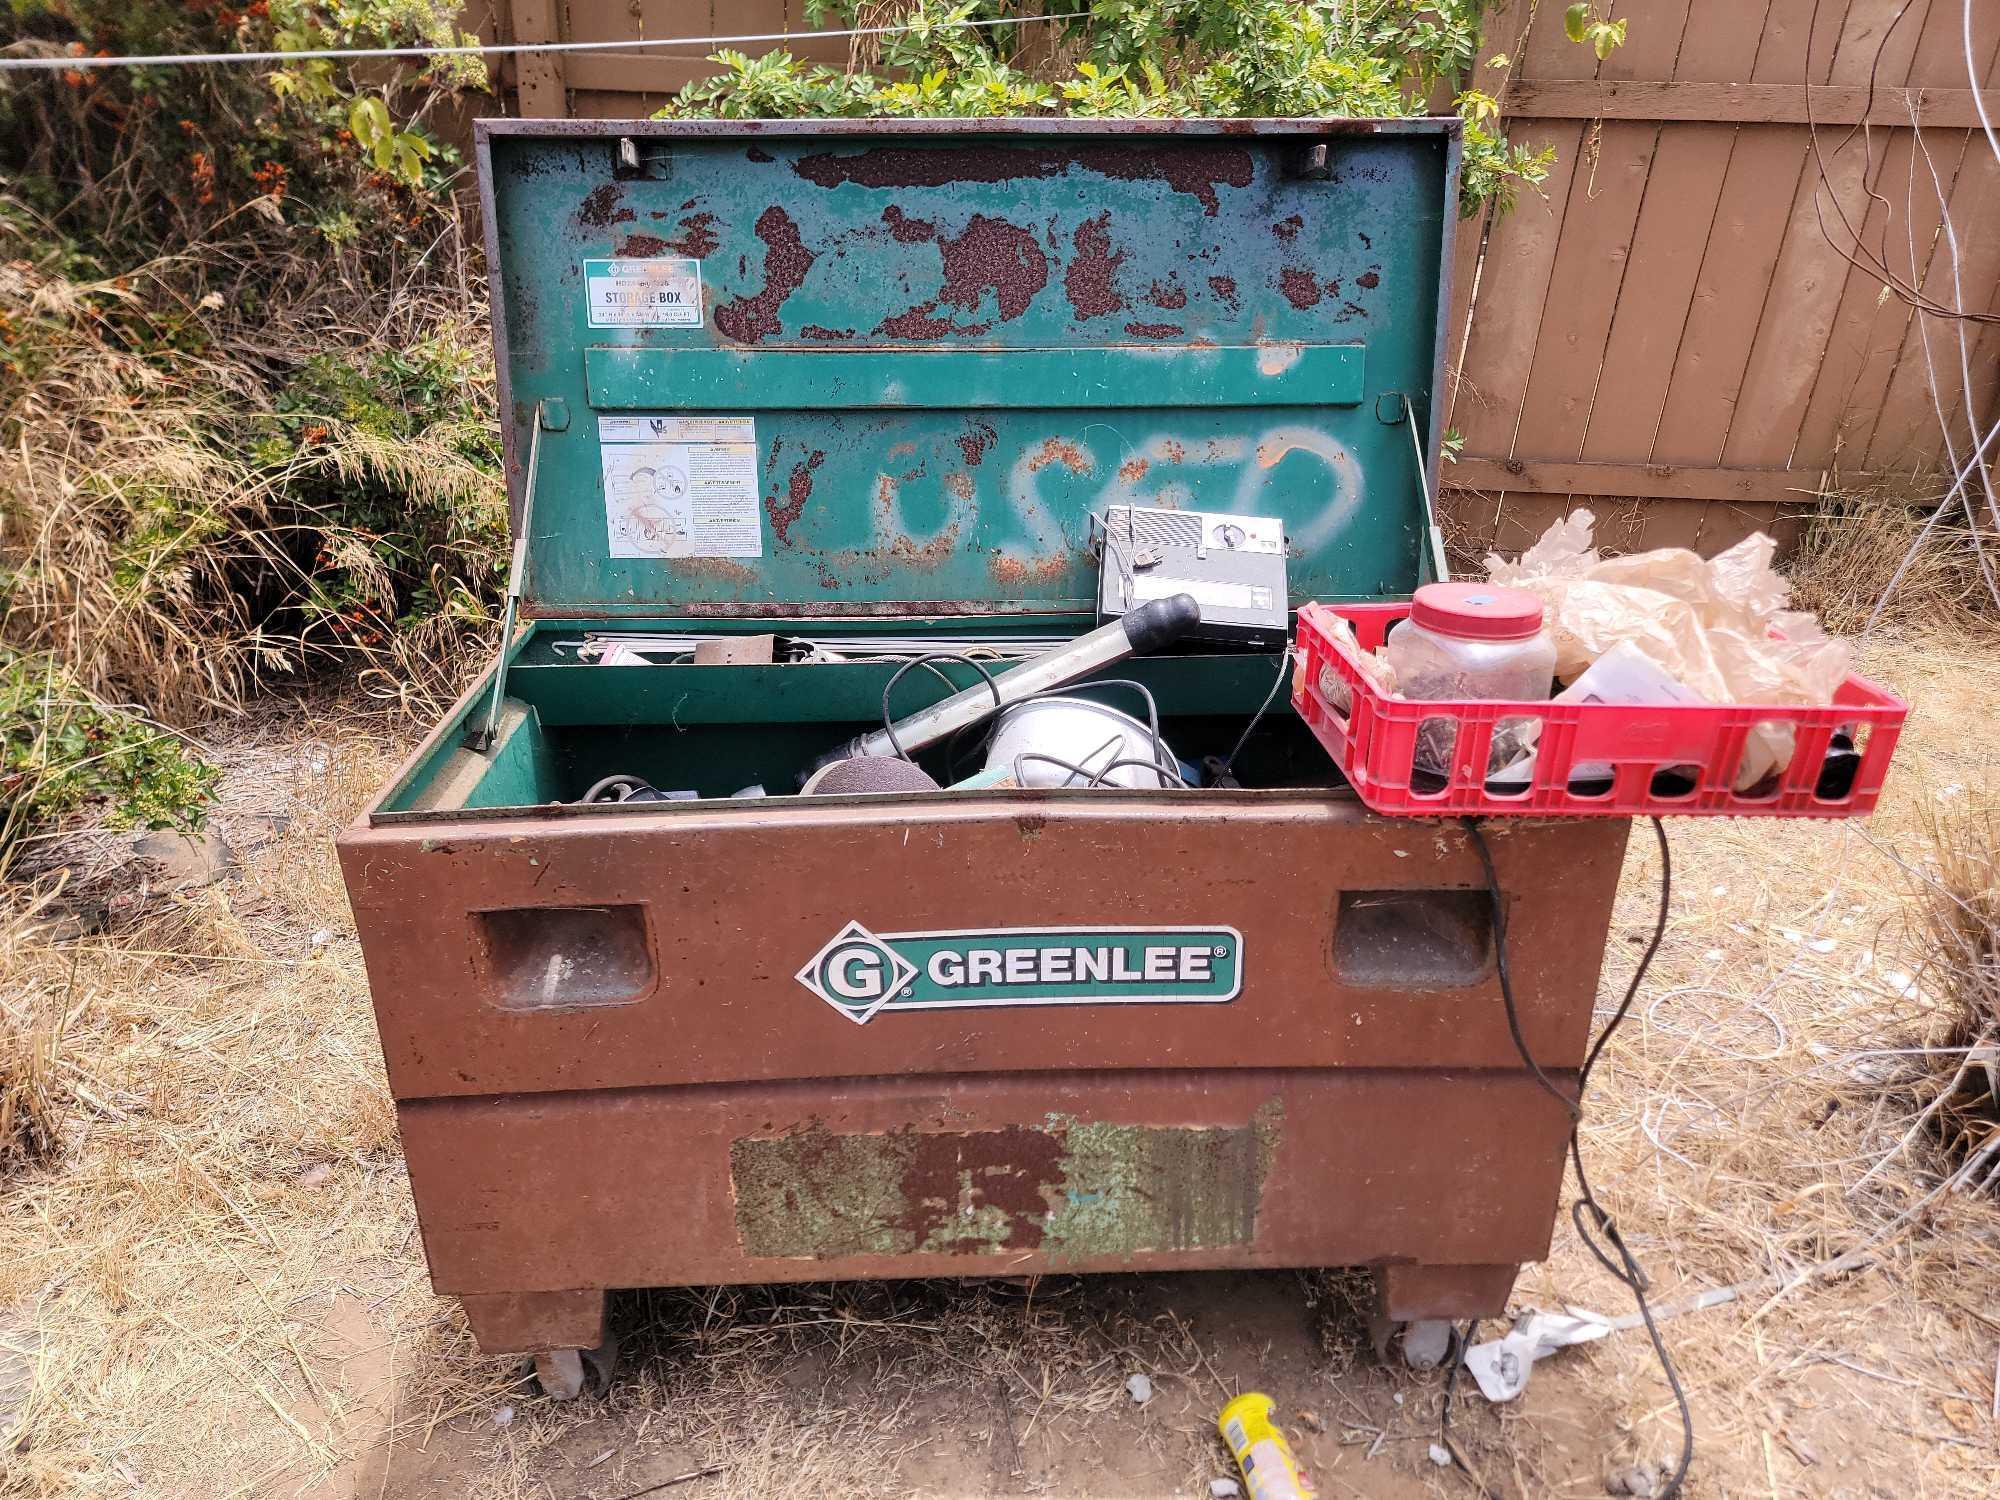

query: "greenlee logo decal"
(796, 920), (1243, 1025)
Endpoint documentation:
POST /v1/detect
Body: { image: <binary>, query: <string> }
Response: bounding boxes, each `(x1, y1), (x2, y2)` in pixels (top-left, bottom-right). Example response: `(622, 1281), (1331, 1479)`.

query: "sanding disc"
(800, 757), (942, 797)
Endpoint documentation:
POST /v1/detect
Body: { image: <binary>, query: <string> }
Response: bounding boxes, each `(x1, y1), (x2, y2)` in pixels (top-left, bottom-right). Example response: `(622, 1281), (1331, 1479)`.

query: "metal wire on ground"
(1444, 816), (1693, 1498)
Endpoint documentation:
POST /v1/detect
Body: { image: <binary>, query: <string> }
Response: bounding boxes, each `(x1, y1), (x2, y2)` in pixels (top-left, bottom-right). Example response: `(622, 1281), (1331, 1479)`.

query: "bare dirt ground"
(4, 629), (1999, 1499)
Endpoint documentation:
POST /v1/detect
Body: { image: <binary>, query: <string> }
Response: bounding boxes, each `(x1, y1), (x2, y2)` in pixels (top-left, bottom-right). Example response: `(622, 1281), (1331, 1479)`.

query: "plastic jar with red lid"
(1385, 582), (1557, 776)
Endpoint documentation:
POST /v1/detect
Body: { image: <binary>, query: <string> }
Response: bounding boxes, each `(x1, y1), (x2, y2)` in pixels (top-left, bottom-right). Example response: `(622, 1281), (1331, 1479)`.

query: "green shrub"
(0, 0), (503, 733)
(0, 652), (219, 872)
(665, 1), (1574, 215)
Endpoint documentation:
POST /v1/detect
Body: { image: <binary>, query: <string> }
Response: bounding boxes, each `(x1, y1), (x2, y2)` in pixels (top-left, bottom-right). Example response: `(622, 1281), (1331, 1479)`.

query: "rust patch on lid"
(576, 183), (629, 228)
(800, 324), (855, 341)
(956, 420), (997, 466)
(1271, 213), (1303, 243)
(1355, 269), (1381, 289)
(989, 551), (1070, 588)
(666, 556), (758, 586)
(1117, 457), (1149, 483)
(1207, 274), (1239, 312)
(662, 211), (720, 258)
(944, 470), (975, 501)
(1026, 437), (1093, 475)
(1278, 267), (1321, 310)
(1064, 212), (1125, 320)
(1147, 279), (1188, 310)
(791, 142), (1254, 216)
(614, 232), (670, 257)
(883, 521), (961, 570)
(882, 204), (936, 243)
(1124, 320), (1183, 339)
(714, 205), (815, 345)
(746, 145), (774, 163)
(873, 211), (1050, 338)
(766, 449), (824, 545)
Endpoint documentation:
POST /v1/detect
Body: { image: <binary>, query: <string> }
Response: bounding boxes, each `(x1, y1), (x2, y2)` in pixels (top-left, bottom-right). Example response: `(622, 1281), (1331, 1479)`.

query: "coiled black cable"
(1444, 815), (1692, 1499)
(878, 652), (1003, 762)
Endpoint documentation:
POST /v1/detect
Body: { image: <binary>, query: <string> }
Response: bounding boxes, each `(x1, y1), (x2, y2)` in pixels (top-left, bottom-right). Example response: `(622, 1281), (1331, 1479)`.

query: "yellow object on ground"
(1218, 1392), (1315, 1500)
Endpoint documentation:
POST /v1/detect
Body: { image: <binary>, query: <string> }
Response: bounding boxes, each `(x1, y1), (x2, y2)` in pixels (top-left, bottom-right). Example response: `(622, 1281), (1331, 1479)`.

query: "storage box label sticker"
(584, 257), (702, 327)
(796, 920), (1243, 1025)
(598, 413), (762, 559)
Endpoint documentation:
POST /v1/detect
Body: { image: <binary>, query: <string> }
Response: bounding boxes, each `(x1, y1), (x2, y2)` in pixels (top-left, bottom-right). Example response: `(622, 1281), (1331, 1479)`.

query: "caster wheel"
(581, 1330), (620, 1388)
(1367, 1310), (1400, 1362)
(1400, 1319), (1456, 1371)
(533, 1334), (619, 1401)
(534, 1347), (585, 1401)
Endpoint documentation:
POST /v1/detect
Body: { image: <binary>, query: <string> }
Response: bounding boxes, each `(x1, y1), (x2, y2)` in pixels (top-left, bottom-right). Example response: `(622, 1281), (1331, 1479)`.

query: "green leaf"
(1564, 4), (1590, 44)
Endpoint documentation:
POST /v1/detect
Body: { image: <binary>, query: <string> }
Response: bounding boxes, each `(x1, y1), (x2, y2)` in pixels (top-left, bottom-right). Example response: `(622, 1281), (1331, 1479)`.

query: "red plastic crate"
(1292, 601), (1908, 818)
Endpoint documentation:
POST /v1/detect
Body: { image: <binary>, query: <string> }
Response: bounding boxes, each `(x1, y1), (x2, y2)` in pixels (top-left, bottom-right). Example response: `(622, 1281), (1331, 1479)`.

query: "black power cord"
(1213, 645), (1294, 781)
(878, 652), (1003, 762)
(1443, 815), (1693, 1499)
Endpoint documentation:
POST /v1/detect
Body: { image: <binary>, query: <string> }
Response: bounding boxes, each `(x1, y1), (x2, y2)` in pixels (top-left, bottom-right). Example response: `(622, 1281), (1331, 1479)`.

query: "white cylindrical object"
(848, 617), (1151, 761)
(984, 697), (1176, 789)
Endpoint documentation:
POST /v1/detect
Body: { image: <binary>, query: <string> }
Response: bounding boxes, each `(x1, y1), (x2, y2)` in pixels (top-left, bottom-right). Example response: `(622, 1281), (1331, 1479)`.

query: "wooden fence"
(468, 0), (2000, 558)
(1443, 0), (1999, 558)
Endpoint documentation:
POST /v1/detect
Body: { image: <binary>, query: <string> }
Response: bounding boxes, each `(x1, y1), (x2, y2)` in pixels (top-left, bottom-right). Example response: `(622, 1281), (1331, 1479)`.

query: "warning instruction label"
(598, 414), (761, 559)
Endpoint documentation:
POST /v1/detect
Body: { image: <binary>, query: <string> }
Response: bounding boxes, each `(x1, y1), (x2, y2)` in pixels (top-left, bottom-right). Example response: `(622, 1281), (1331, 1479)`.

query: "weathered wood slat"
(1449, 456), (1861, 504)
(1507, 0), (1690, 463)
(1502, 80), (1989, 127)
(508, 0), (566, 118)
(1722, 0), (1930, 469)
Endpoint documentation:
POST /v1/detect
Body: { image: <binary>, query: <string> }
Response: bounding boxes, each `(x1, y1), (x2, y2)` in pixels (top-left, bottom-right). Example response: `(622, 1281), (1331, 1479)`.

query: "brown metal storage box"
(339, 117), (1631, 1379)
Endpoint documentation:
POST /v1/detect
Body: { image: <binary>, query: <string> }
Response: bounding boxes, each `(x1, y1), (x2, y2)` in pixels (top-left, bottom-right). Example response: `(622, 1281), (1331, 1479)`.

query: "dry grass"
(1, 632), (1998, 1498)
(0, 886), (68, 1174)
(1787, 484), (1999, 637)
(0, 223), (503, 727)
(1888, 791), (2000, 1192)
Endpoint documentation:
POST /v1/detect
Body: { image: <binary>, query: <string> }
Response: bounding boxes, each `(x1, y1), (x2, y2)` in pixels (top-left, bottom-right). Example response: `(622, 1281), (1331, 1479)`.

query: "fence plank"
(1794, 6), (2000, 471)
(1442, 0), (1532, 385)
(1864, 15), (2000, 472)
(1498, 80), (1988, 127)
(1446, 121), (1588, 457)
(508, 0), (567, 117)
(1580, 0), (1775, 462)
(1508, 2), (1691, 463)
(1450, 458), (1849, 503)
(1719, 0), (1925, 469)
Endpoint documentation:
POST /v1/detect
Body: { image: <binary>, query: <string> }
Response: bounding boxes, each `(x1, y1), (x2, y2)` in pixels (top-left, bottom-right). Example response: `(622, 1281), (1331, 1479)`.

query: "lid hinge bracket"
(466, 404), (552, 753)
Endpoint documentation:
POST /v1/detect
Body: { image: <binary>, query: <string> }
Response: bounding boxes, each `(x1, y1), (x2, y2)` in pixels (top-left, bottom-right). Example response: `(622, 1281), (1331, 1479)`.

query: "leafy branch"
(672, 2), (1617, 216)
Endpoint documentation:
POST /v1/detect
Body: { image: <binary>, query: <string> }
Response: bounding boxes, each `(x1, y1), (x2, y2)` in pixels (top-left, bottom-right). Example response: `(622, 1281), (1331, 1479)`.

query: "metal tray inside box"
(376, 118), (1461, 819)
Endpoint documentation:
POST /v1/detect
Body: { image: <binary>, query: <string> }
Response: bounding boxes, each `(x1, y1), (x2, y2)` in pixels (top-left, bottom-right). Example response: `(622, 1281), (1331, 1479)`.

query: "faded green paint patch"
(730, 1105), (1281, 1262)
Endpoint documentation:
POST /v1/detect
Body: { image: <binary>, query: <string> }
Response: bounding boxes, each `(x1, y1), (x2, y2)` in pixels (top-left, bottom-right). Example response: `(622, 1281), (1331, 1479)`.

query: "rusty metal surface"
(338, 803), (1628, 1101)
(399, 1068), (1574, 1298)
(477, 117), (1464, 140)
(456, 1289), (605, 1355)
(475, 118), (1460, 615)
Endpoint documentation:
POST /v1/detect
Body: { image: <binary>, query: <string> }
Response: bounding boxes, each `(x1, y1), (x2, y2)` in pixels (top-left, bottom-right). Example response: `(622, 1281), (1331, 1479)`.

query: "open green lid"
(475, 117), (1460, 619)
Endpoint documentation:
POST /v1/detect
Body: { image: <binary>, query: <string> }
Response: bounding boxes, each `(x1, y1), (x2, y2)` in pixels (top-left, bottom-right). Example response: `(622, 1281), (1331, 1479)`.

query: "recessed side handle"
(1332, 888), (1494, 988)
(473, 904), (656, 1011)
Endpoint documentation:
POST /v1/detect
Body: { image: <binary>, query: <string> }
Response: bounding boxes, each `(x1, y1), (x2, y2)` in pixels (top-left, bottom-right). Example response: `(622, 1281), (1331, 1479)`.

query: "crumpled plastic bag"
(1486, 510), (1851, 788)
